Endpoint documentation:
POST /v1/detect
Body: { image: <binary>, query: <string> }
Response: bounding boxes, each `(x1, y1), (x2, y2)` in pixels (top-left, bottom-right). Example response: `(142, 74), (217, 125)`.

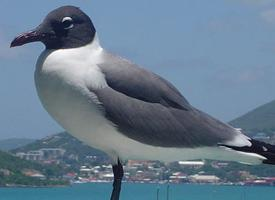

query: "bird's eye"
(62, 17), (74, 30)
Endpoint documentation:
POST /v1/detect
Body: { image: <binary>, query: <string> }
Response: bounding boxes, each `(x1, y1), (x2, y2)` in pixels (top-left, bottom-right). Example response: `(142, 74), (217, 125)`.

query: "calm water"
(1, 183), (275, 200)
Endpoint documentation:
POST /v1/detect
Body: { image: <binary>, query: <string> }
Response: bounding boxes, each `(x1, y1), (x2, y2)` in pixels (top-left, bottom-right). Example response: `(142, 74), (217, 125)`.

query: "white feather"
(224, 128), (252, 147)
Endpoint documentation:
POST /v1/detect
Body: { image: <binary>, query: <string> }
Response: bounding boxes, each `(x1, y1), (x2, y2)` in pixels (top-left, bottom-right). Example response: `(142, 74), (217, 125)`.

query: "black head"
(11, 6), (96, 49)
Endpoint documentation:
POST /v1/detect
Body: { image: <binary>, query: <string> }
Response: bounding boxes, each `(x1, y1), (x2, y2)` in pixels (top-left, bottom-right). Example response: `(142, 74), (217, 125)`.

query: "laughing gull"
(11, 5), (275, 200)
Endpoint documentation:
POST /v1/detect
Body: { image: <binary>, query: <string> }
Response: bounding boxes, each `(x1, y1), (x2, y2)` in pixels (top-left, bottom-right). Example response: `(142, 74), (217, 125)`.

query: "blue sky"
(1, 0), (275, 139)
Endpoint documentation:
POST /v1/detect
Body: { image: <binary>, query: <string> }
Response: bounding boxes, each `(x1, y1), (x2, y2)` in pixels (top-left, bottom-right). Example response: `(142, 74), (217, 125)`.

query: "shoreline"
(0, 184), (70, 188)
(1, 180), (274, 188)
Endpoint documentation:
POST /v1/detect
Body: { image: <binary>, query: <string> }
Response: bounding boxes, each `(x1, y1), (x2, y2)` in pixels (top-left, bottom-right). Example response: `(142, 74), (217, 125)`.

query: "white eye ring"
(62, 17), (74, 30)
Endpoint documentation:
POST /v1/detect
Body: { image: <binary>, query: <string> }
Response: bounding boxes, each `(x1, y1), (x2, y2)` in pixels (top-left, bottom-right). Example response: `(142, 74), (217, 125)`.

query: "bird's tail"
(222, 139), (275, 165)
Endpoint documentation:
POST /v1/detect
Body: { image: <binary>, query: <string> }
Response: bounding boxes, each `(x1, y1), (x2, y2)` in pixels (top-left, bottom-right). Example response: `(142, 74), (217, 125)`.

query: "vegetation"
(0, 150), (68, 187)
(13, 132), (106, 158)
(230, 100), (275, 135)
(13, 132), (109, 171)
(0, 174), (68, 187)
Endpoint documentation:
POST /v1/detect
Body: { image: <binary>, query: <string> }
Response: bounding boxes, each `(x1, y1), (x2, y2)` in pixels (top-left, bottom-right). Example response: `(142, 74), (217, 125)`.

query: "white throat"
(36, 34), (103, 69)
(35, 34), (107, 90)
(34, 33), (114, 153)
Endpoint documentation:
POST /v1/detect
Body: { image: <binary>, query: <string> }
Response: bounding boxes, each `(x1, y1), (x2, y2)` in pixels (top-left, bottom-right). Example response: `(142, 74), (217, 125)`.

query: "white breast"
(34, 39), (118, 154)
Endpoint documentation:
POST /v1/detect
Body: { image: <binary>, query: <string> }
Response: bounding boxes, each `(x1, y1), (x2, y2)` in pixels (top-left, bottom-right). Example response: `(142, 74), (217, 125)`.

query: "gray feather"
(94, 87), (236, 148)
(98, 52), (190, 110)
(88, 51), (238, 148)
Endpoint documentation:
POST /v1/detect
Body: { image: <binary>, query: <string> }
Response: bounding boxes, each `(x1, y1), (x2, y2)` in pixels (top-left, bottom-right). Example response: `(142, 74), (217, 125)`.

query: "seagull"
(11, 5), (275, 200)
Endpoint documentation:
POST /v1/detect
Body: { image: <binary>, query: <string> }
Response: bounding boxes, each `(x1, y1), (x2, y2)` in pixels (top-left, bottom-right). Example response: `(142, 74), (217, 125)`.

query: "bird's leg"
(110, 159), (124, 200)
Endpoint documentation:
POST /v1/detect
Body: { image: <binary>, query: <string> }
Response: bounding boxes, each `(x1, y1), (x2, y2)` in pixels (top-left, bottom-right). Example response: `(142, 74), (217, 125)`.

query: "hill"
(230, 100), (275, 135)
(0, 138), (35, 151)
(14, 132), (107, 157)
(0, 150), (68, 186)
(13, 132), (109, 170)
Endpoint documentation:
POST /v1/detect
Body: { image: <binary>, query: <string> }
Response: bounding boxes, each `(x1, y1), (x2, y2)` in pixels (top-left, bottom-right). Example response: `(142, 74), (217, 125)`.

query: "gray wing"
(93, 52), (238, 148)
(98, 52), (190, 110)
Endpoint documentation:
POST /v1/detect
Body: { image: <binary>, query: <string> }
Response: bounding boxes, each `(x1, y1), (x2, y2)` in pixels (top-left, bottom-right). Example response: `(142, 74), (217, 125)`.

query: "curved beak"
(10, 29), (43, 48)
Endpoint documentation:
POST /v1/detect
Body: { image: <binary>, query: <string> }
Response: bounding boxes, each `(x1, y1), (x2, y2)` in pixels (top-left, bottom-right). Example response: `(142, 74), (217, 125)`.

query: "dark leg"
(111, 159), (124, 200)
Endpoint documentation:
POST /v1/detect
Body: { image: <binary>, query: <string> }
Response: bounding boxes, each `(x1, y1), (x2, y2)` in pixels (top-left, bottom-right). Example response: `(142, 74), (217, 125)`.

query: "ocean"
(1, 183), (275, 200)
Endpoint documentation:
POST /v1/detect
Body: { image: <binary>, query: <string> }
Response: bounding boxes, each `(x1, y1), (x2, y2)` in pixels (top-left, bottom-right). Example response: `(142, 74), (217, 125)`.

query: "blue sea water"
(1, 183), (275, 200)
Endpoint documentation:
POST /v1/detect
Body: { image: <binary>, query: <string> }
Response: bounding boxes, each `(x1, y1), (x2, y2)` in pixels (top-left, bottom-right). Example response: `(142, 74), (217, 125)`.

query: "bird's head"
(10, 5), (96, 49)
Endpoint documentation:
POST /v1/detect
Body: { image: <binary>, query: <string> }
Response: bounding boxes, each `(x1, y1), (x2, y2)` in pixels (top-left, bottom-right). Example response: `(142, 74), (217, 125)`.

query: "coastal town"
(1, 131), (274, 187)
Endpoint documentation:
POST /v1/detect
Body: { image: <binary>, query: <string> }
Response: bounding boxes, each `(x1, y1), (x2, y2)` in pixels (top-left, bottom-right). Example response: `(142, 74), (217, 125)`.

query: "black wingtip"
(222, 139), (275, 165)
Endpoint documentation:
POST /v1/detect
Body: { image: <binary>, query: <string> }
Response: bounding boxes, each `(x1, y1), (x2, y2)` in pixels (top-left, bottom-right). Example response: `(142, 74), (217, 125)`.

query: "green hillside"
(0, 150), (67, 186)
(14, 132), (107, 157)
(13, 132), (109, 171)
(230, 100), (275, 135)
(1, 133), (108, 186)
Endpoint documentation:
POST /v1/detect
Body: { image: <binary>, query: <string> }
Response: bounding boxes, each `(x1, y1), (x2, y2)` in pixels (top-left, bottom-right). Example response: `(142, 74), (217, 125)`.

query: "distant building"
(16, 151), (43, 161)
(178, 161), (205, 168)
(101, 173), (114, 181)
(245, 177), (275, 186)
(15, 148), (65, 162)
(0, 169), (11, 176)
(22, 169), (46, 180)
(80, 166), (94, 177)
(169, 172), (188, 183)
(40, 148), (66, 159)
(63, 172), (77, 181)
(189, 174), (220, 183)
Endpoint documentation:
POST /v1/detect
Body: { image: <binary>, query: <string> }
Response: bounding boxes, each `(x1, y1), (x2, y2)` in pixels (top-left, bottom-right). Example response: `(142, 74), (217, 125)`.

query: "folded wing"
(91, 52), (245, 148)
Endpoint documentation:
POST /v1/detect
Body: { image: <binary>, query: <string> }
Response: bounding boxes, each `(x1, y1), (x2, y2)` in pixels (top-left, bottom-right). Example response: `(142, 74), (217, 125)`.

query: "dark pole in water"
(166, 184), (170, 200)
(156, 186), (160, 200)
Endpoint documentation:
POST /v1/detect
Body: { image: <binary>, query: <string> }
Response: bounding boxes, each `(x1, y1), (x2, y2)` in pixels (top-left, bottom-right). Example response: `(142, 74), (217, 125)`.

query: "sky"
(1, 0), (275, 139)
